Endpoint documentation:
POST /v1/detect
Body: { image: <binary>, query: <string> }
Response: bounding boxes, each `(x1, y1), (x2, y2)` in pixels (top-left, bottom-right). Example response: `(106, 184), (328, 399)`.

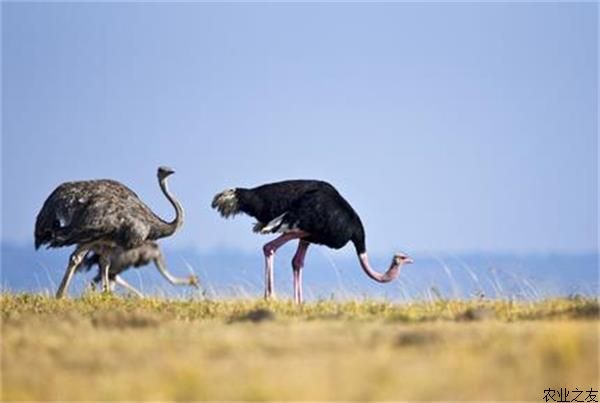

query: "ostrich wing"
(266, 187), (358, 250)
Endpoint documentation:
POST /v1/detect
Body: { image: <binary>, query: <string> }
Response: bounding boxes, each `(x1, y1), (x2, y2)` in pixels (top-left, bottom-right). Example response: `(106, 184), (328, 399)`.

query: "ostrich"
(211, 180), (413, 304)
(35, 166), (184, 298)
(79, 241), (199, 297)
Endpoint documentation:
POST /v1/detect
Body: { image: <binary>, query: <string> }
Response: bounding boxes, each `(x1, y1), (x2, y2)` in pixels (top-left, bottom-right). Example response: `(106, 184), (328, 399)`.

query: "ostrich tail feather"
(211, 189), (240, 218)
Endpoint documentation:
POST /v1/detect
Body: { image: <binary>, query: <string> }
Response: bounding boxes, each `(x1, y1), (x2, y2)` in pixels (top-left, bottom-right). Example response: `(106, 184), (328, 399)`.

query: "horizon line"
(2, 239), (597, 258)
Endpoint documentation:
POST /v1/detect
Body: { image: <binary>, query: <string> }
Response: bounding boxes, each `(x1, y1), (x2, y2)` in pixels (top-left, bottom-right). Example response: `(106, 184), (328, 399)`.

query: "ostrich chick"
(80, 241), (199, 297)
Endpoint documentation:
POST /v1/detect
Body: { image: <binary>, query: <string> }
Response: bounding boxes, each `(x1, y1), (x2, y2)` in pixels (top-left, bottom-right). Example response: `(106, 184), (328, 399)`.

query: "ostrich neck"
(155, 177), (184, 238)
(358, 253), (401, 283)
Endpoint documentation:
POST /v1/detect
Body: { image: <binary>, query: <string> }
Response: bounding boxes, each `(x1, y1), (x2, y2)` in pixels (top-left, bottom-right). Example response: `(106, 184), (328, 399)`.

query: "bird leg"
(153, 254), (198, 287)
(99, 255), (111, 293)
(87, 279), (98, 293)
(114, 275), (144, 298)
(291, 240), (310, 304)
(89, 275), (116, 293)
(56, 245), (90, 298)
(262, 230), (308, 300)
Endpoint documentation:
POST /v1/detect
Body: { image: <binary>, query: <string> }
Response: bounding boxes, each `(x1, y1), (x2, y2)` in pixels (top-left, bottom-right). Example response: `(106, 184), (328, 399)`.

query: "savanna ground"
(1, 293), (598, 401)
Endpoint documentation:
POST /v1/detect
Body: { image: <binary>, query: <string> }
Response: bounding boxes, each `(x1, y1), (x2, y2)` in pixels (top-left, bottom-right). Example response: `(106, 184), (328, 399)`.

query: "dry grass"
(1, 294), (598, 401)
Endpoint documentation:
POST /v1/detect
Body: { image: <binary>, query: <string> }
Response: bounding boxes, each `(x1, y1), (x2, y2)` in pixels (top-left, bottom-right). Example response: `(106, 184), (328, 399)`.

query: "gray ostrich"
(80, 241), (199, 297)
(35, 166), (187, 298)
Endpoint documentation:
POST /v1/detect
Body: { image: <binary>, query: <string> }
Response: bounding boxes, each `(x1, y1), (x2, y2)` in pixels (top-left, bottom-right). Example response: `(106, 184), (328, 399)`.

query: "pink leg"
(262, 230), (307, 300)
(292, 240), (310, 304)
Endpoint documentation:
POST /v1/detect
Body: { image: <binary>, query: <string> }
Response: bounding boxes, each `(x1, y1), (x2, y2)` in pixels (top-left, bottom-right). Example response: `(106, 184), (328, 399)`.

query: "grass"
(1, 293), (599, 401)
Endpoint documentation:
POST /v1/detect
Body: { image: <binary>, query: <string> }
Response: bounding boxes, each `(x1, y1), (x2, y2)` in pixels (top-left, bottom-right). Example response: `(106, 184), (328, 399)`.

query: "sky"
(1, 2), (598, 256)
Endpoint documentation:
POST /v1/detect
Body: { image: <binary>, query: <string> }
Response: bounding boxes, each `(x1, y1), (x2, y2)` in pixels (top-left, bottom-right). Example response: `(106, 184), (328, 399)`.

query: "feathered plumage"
(79, 241), (199, 293)
(212, 180), (366, 252)
(79, 241), (162, 280)
(35, 173), (181, 250)
(34, 166), (184, 298)
(212, 179), (413, 304)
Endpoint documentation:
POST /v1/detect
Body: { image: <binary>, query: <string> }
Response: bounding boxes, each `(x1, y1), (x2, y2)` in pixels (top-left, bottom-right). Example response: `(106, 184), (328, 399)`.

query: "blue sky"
(2, 2), (597, 256)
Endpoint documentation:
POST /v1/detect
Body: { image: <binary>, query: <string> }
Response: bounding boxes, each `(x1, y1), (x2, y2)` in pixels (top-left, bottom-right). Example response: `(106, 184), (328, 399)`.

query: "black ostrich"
(35, 166), (184, 298)
(211, 180), (413, 303)
(80, 241), (199, 297)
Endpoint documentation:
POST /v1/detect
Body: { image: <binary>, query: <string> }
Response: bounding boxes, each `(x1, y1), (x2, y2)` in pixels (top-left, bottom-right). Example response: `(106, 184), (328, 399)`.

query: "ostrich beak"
(393, 253), (414, 266)
(158, 166), (176, 176)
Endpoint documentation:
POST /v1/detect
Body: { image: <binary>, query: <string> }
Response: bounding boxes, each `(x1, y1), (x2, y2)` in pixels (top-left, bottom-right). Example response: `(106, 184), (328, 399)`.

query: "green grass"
(1, 293), (598, 400)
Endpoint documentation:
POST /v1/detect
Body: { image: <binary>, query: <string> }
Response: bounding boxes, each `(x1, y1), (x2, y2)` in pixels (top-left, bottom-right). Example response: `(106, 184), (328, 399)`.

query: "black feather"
(215, 180), (366, 253)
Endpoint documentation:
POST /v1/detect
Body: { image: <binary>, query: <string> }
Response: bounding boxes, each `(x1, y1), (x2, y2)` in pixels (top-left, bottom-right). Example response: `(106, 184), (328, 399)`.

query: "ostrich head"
(158, 166), (175, 180)
(393, 252), (414, 266)
(358, 250), (413, 283)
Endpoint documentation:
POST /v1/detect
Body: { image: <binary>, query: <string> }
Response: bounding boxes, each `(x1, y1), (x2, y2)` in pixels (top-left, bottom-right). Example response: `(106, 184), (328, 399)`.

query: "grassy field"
(1, 294), (598, 401)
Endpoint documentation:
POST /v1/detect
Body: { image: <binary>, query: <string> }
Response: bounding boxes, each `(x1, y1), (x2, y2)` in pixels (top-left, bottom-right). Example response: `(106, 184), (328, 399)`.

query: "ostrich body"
(80, 241), (199, 297)
(211, 180), (413, 303)
(35, 166), (184, 298)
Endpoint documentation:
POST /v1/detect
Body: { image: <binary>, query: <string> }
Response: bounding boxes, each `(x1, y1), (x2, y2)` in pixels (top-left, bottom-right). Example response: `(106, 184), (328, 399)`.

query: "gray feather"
(35, 176), (181, 250)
